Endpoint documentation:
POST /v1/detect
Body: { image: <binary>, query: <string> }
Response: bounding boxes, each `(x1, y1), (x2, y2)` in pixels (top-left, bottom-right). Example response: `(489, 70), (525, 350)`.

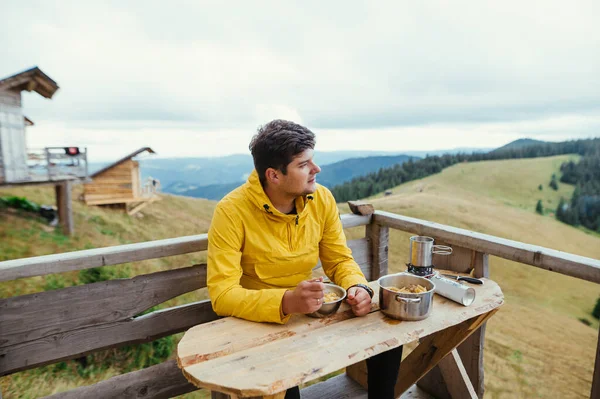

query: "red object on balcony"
(65, 147), (80, 156)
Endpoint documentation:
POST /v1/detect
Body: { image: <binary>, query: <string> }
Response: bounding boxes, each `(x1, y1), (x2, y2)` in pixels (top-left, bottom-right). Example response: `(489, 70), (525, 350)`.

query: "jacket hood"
(243, 170), (313, 218)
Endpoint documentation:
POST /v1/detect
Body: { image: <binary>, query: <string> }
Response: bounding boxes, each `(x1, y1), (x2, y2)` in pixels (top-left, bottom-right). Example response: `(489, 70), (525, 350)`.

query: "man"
(207, 120), (402, 399)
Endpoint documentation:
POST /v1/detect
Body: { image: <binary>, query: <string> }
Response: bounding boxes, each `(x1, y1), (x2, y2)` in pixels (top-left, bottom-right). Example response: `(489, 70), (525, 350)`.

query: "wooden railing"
(27, 147), (88, 182)
(0, 210), (599, 399)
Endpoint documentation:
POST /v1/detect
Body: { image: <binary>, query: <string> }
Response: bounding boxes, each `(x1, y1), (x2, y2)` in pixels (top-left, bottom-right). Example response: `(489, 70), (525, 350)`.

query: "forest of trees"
(555, 143), (600, 231)
(331, 138), (600, 232)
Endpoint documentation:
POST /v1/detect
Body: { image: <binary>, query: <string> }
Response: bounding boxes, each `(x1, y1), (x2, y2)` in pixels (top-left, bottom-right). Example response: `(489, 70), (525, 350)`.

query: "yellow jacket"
(207, 170), (368, 324)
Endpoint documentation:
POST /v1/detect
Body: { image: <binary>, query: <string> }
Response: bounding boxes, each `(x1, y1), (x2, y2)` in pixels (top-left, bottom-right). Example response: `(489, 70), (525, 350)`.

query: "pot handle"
(432, 245), (453, 255)
(396, 296), (421, 304)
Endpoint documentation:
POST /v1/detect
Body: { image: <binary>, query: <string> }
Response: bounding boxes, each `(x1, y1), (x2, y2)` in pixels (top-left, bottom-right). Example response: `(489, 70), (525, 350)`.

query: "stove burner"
(406, 263), (435, 278)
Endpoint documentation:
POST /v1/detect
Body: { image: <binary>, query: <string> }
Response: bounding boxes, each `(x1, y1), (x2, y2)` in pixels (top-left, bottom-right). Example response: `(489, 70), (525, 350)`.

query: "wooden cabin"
(0, 67), (88, 184)
(0, 66), (88, 236)
(83, 147), (160, 215)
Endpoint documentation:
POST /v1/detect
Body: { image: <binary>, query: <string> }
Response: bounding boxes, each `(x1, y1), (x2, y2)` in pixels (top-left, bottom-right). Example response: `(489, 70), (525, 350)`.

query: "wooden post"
(591, 331), (600, 399)
(457, 252), (490, 399)
(366, 223), (389, 281)
(417, 248), (489, 399)
(55, 180), (74, 236)
(347, 201), (374, 217)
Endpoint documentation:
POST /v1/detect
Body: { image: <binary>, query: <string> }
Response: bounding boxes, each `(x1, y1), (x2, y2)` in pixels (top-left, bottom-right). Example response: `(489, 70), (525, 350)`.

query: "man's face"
(278, 149), (321, 197)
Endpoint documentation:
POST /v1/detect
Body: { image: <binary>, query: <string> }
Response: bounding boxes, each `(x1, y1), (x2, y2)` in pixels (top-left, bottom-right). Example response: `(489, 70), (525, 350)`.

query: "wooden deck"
(302, 376), (433, 399)
(0, 174), (82, 187)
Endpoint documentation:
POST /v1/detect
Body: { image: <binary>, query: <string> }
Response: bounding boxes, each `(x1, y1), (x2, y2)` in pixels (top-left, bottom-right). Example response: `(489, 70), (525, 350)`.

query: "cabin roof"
(0, 66), (59, 99)
(91, 147), (156, 178)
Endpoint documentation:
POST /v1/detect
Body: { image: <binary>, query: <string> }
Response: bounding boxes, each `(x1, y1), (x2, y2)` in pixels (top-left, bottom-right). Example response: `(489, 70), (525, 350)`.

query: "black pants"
(284, 345), (403, 399)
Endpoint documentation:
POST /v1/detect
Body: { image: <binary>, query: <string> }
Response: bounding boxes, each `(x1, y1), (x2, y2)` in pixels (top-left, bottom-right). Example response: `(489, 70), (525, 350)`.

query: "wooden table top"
(177, 276), (504, 397)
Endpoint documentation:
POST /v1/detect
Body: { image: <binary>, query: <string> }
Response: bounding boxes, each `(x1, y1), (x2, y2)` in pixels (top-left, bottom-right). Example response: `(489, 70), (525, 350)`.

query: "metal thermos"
(430, 273), (476, 306)
(409, 236), (452, 267)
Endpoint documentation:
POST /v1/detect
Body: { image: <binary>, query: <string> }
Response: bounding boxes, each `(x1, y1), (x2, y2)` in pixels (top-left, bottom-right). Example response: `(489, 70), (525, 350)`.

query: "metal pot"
(377, 273), (436, 321)
(409, 236), (452, 267)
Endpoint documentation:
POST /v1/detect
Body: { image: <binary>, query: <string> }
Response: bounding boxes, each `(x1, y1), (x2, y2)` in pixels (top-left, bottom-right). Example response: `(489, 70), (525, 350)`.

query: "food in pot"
(385, 284), (427, 294)
(323, 292), (341, 303)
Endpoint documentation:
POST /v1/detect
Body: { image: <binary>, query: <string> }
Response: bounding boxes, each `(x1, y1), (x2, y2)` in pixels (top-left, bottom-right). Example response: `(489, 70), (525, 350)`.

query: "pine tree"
(593, 298), (600, 320)
(549, 174), (559, 191)
(536, 200), (543, 215)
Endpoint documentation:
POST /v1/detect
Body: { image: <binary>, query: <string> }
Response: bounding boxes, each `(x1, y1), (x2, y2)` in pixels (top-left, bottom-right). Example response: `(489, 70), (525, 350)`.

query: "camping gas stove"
(406, 263), (436, 279)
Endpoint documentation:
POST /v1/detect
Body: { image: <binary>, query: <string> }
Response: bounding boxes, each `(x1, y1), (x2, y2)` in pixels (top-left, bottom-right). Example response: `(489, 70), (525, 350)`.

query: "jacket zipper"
(288, 215), (299, 252)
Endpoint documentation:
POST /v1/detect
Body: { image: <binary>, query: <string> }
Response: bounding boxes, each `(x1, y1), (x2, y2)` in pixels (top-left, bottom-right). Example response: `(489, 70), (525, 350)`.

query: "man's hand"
(282, 277), (325, 315)
(346, 286), (371, 316)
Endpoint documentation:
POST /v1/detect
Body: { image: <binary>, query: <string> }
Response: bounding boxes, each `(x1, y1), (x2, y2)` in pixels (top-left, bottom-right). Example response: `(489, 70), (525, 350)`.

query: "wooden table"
(177, 278), (504, 399)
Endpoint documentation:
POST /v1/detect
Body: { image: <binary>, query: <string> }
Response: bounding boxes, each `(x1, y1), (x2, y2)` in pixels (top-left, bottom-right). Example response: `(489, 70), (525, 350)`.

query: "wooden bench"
(1, 202), (599, 398)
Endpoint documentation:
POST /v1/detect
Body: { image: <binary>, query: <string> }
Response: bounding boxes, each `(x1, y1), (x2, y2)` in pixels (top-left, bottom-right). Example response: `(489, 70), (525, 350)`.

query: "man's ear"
(265, 168), (279, 185)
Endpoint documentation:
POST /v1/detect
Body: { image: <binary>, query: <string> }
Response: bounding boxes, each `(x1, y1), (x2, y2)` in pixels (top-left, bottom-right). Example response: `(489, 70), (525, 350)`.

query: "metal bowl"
(306, 283), (347, 318)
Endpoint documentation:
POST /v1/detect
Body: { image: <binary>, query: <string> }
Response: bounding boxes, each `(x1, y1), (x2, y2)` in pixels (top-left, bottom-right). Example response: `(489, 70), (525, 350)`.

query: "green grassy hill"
(1, 154), (599, 398)
(341, 154), (600, 398)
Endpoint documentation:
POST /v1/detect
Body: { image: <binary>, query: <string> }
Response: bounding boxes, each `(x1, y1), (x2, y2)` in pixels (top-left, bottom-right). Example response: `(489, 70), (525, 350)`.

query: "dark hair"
(249, 119), (316, 186)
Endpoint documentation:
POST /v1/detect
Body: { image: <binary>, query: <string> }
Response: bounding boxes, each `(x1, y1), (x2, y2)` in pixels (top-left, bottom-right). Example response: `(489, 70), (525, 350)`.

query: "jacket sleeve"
(207, 204), (290, 324)
(318, 188), (369, 290)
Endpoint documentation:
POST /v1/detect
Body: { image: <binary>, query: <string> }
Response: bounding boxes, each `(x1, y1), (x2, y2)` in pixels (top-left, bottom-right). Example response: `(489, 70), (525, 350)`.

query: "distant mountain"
(173, 154), (417, 200)
(491, 139), (547, 153)
(176, 181), (244, 200)
(316, 155), (416, 188)
(106, 151), (416, 192)
(87, 148), (489, 195)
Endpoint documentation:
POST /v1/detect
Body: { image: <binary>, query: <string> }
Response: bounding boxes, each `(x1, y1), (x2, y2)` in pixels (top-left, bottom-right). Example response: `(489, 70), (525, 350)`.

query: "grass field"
(341, 154), (599, 398)
(1, 154), (599, 398)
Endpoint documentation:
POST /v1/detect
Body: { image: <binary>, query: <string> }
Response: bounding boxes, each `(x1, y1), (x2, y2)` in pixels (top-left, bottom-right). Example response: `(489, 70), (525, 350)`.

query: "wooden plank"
(346, 360), (367, 389)
(55, 180), (74, 236)
(0, 234), (209, 282)
(431, 243), (475, 274)
(438, 349), (477, 399)
(302, 373), (367, 399)
(315, 238), (371, 277)
(373, 211), (600, 283)
(85, 197), (144, 205)
(302, 374), (434, 399)
(0, 213), (367, 282)
(592, 331), (600, 399)
(341, 213), (371, 229)
(85, 178), (136, 185)
(0, 299), (217, 376)
(178, 281), (503, 397)
(394, 310), (497, 397)
(347, 201), (374, 216)
(415, 366), (449, 399)
(366, 223), (388, 280)
(128, 200), (152, 216)
(348, 238), (370, 277)
(44, 359), (198, 399)
(0, 265), (207, 348)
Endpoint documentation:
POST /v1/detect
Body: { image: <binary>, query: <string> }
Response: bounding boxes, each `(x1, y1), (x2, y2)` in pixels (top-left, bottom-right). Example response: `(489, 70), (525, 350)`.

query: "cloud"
(2, 0), (599, 158)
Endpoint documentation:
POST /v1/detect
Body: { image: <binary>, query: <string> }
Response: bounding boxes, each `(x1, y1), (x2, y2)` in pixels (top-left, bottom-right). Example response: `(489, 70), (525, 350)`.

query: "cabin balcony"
(25, 146), (88, 183)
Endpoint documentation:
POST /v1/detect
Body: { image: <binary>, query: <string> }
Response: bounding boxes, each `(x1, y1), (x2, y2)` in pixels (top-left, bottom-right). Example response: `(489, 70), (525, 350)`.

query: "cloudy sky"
(1, 1), (599, 161)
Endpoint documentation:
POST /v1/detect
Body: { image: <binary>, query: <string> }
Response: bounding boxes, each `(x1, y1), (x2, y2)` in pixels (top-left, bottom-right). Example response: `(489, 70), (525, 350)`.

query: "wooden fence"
(1, 210), (599, 398)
